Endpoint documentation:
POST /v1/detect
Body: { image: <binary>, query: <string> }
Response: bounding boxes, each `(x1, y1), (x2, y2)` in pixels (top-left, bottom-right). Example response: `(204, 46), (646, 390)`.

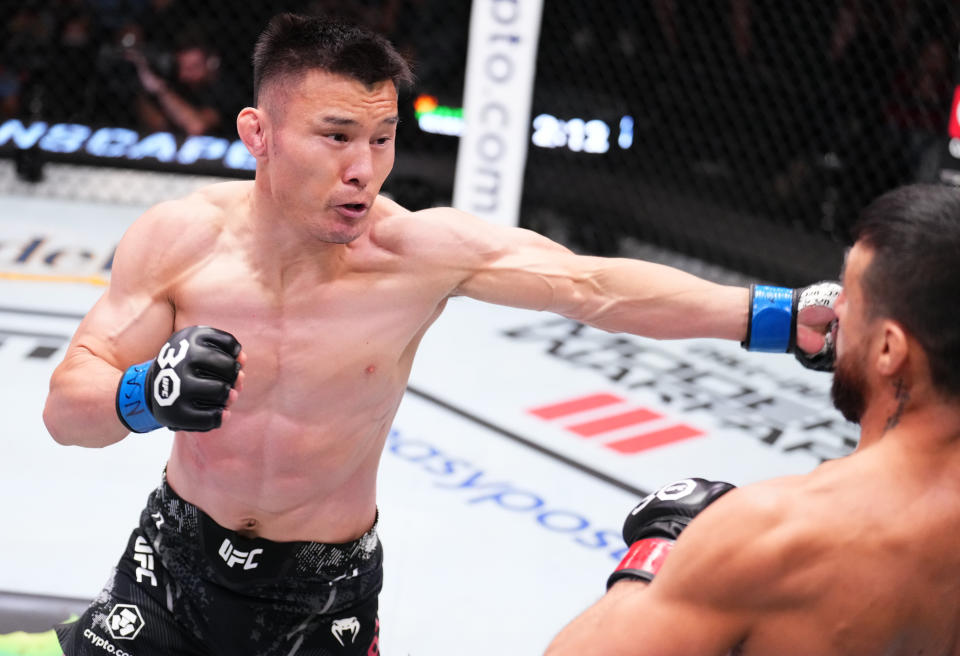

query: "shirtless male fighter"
(43, 13), (837, 655)
(546, 183), (960, 656)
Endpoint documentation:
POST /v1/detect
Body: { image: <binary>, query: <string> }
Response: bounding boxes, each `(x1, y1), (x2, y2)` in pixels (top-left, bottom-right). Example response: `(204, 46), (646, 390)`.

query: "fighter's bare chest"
(169, 259), (445, 386)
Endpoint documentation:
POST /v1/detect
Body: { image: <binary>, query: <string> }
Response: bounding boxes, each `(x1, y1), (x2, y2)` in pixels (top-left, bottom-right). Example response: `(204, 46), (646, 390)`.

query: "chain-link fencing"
(3, 0), (959, 285)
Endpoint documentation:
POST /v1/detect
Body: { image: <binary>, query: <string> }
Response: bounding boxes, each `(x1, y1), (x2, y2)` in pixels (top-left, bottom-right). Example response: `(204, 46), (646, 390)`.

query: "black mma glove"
(742, 281), (841, 371)
(607, 478), (735, 589)
(116, 325), (242, 433)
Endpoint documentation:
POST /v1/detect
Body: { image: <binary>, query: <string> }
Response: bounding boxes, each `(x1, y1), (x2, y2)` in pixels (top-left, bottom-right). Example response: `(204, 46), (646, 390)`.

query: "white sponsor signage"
(0, 197), (143, 284)
(453, 0), (544, 226)
(0, 119), (255, 171)
(409, 300), (856, 491)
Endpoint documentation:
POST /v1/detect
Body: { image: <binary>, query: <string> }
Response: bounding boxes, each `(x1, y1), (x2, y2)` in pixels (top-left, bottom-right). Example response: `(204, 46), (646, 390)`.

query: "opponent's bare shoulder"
(563, 478), (833, 655)
(658, 475), (837, 610)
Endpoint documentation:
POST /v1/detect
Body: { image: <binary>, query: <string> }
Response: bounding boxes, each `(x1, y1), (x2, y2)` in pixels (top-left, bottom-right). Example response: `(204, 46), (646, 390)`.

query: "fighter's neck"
(858, 399), (960, 452)
(240, 188), (357, 285)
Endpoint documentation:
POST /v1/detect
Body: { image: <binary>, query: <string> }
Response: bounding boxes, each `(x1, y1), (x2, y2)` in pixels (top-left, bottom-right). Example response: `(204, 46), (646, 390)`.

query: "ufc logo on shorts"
(133, 536), (158, 587)
(218, 538), (263, 570)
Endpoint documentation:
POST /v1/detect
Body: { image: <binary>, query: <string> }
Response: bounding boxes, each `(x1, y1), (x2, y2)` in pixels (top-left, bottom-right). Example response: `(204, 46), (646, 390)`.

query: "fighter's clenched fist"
(743, 281), (842, 371)
(607, 478), (735, 589)
(116, 326), (243, 433)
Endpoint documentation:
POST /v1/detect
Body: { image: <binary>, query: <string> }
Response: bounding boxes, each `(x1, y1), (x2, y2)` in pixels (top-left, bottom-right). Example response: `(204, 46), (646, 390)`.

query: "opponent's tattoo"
(884, 378), (909, 432)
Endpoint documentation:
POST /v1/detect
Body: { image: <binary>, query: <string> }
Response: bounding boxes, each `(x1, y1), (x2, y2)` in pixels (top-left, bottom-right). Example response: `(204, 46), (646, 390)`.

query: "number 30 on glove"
(115, 325), (242, 433)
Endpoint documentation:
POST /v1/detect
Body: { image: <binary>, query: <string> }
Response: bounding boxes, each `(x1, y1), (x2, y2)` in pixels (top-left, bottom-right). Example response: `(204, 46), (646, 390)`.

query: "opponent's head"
(238, 14), (413, 243)
(832, 183), (960, 424)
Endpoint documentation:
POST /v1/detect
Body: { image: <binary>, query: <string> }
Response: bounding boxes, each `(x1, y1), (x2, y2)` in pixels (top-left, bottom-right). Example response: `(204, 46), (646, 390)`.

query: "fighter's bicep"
(376, 207), (578, 306)
(64, 210), (185, 369)
(630, 573), (750, 654)
(548, 579), (743, 656)
(451, 228), (580, 309)
(68, 283), (174, 370)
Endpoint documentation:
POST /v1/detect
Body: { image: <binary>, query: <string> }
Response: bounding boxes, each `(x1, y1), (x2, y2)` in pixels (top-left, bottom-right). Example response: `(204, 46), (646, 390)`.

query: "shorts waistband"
(142, 473), (382, 588)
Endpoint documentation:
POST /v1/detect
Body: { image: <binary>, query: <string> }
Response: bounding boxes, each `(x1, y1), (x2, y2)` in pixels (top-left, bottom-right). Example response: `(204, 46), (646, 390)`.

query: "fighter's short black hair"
(252, 13), (414, 105)
(852, 183), (960, 397)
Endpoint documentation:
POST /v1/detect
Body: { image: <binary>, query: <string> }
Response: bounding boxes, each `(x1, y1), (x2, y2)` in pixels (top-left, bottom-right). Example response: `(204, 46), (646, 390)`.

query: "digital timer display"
(414, 94), (634, 155)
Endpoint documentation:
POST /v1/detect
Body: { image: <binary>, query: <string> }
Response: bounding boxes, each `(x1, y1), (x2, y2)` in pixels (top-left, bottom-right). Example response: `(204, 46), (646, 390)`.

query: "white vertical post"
(452, 0), (544, 227)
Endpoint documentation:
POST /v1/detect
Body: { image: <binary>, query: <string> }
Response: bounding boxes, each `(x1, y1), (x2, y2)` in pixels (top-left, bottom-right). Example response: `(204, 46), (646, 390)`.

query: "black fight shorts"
(56, 475), (383, 656)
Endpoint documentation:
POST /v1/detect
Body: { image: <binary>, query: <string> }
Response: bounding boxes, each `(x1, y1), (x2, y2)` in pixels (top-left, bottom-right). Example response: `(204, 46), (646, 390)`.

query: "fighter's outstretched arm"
(461, 232), (751, 342)
(378, 207), (835, 353)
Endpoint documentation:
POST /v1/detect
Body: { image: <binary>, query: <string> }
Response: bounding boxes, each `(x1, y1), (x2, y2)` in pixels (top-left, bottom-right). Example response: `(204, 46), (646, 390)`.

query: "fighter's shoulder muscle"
(658, 476), (834, 610)
(111, 185), (231, 288)
(369, 197), (568, 261)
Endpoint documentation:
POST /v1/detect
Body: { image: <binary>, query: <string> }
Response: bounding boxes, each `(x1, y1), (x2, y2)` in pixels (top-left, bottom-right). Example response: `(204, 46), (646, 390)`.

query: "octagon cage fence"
(3, 0), (960, 286)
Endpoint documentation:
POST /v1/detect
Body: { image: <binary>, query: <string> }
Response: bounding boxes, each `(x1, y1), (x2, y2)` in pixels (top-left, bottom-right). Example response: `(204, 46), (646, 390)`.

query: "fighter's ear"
(876, 320), (908, 377)
(237, 107), (267, 158)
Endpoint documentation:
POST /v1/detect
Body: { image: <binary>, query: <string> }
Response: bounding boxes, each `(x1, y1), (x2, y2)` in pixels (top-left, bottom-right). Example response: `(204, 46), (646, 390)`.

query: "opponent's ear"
(237, 107), (267, 158)
(876, 320), (908, 377)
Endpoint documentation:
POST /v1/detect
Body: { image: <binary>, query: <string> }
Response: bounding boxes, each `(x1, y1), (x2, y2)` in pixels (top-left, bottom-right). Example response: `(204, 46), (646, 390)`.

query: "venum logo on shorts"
(331, 617), (360, 646)
(105, 604), (145, 640)
(218, 538), (263, 570)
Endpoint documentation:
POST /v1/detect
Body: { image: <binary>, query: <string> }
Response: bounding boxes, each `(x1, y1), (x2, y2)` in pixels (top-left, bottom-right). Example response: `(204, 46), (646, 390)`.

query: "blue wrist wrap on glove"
(744, 285), (792, 352)
(116, 360), (163, 433)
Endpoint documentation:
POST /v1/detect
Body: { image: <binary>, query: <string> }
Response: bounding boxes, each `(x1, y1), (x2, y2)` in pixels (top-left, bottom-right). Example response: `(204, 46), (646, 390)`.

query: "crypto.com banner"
(453, 0), (544, 227)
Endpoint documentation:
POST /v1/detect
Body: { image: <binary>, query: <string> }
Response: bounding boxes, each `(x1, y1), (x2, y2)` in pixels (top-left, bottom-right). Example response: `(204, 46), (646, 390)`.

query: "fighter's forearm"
(43, 349), (131, 447)
(545, 583), (647, 655)
(559, 257), (749, 342)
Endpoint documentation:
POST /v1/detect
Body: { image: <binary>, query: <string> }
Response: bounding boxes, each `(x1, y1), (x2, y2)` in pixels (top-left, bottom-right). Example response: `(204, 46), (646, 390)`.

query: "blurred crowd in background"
(5, 1), (956, 150)
(2, 0), (959, 273)
(0, 0), (469, 137)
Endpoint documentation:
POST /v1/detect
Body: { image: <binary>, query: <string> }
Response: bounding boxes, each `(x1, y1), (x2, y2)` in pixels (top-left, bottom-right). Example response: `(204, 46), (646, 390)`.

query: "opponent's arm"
(43, 204), (241, 446)
(546, 480), (783, 656)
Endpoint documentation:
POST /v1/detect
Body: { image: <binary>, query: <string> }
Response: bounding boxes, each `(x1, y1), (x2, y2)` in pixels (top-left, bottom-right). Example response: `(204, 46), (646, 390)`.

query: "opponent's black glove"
(116, 325), (242, 433)
(607, 478), (735, 589)
(742, 281), (841, 371)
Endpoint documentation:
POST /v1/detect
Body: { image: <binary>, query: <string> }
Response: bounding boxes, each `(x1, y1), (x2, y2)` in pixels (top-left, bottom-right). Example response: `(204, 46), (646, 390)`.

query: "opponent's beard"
(831, 350), (867, 424)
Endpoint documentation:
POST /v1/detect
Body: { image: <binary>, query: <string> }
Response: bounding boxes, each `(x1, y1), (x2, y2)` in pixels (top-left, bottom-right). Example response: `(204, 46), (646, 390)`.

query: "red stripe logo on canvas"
(529, 393), (704, 454)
